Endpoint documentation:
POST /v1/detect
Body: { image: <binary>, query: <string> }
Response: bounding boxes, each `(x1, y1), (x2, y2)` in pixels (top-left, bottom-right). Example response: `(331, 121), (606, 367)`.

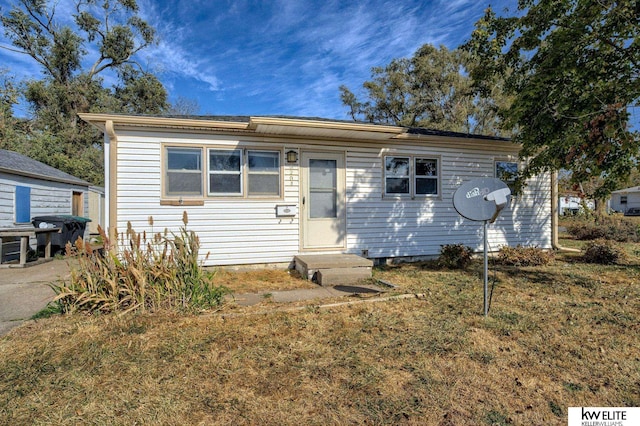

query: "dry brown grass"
(213, 268), (317, 294)
(1, 251), (639, 425)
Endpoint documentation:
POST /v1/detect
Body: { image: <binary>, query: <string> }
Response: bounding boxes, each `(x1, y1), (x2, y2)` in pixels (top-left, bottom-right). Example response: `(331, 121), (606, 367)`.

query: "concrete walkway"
(231, 284), (385, 306)
(0, 260), (386, 337)
(0, 259), (68, 336)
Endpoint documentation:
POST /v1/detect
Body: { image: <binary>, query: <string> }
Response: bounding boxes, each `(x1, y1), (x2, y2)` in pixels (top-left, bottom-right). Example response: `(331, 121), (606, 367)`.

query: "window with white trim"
(384, 155), (439, 197)
(247, 150), (280, 196)
(385, 156), (410, 195)
(164, 146), (282, 198)
(209, 149), (242, 195)
(415, 158), (438, 195)
(495, 160), (518, 192)
(166, 147), (203, 196)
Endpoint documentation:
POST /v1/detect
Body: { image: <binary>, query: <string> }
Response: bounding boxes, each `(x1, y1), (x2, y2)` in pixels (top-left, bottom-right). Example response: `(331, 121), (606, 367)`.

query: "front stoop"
(294, 254), (373, 286)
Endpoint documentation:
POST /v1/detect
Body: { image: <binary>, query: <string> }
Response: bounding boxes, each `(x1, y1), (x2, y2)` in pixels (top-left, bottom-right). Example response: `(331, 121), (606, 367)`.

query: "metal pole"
(483, 220), (488, 317)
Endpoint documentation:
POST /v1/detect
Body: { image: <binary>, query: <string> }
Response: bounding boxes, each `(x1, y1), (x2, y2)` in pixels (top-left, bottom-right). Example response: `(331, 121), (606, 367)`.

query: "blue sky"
(0, 0), (510, 118)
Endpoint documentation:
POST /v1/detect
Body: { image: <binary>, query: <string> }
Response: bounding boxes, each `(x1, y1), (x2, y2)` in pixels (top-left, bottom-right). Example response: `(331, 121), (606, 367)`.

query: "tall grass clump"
(566, 215), (640, 242)
(52, 212), (228, 315)
(496, 245), (555, 267)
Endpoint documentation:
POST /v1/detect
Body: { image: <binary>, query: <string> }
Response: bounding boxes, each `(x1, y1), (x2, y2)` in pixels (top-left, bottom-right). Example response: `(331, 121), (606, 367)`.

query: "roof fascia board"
(248, 116), (404, 135)
(392, 131), (517, 147)
(0, 167), (90, 187)
(78, 113), (249, 132)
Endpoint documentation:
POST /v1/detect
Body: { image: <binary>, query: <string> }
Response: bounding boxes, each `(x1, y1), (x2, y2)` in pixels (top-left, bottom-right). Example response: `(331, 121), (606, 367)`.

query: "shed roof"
(0, 149), (91, 186)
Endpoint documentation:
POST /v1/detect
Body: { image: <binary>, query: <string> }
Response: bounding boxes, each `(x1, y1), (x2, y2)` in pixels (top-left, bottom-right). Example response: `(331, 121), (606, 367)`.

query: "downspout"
(551, 170), (581, 252)
(105, 120), (118, 253)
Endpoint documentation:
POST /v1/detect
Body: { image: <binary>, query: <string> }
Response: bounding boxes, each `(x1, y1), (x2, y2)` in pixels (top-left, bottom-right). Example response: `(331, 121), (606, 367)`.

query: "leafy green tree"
(340, 44), (510, 136)
(465, 0), (639, 201)
(0, 0), (168, 185)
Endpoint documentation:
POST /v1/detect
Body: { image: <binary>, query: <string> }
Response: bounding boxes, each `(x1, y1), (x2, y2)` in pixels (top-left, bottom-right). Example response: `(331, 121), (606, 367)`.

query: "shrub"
(582, 239), (627, 265)
(566, 216), (640, 242)
(438, 244), (474, 269)
(496, 245), (554, 267)
(51, 213), (229, 315)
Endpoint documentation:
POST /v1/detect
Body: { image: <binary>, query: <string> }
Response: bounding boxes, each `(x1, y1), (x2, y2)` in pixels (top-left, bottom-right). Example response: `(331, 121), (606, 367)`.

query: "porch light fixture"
(286, 150), (298, 163)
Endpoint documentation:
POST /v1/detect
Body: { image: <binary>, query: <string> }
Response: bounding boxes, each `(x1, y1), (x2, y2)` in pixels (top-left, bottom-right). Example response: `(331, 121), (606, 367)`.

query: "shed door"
(301, 151), (346, 249)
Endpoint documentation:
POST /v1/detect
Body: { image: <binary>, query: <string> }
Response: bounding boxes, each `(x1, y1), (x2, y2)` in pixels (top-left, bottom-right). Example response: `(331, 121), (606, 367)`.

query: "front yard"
(0, 240), (639, 425)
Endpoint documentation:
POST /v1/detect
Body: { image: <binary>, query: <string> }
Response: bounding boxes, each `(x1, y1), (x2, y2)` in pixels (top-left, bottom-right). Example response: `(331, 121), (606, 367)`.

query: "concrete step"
(295, 253), (373, 279)
(316, 267), (372, 286)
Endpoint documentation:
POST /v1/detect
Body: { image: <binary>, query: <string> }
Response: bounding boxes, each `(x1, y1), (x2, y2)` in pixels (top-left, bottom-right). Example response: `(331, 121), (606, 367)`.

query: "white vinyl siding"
(0, 172), (90, 250)
(113, 129), (551, 267)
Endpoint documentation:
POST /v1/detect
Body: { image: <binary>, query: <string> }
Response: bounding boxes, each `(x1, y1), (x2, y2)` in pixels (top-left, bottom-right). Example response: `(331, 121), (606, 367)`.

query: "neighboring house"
(559, 195), (594, 215)
(88, 186), (105, 235)
(0, 149), (91, 261)
(80, 114), (552, 267)
(610, 186), (640, 213)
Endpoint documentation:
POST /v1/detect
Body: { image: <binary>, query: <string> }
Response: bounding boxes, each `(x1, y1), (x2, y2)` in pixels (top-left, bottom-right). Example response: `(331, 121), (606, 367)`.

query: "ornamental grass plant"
(51, 213), (228, 315)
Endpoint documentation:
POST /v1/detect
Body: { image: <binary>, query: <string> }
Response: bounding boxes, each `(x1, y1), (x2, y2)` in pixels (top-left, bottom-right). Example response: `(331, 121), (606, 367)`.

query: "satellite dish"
(453, 178), (511, 223)
(452, 178), (512, 316)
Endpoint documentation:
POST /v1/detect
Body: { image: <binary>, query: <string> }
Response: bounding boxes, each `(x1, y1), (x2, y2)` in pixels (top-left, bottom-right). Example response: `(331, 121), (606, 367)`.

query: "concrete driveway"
(0, 260), (69, 336)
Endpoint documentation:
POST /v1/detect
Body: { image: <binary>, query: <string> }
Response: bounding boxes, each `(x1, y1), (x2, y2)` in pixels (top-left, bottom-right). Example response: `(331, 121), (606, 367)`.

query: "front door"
(301, 151), (346, 249)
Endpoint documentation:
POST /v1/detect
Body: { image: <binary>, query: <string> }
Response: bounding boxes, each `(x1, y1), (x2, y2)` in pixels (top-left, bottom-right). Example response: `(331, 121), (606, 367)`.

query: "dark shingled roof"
(0, 149), (91, 186)
(105, 113), (512, 141)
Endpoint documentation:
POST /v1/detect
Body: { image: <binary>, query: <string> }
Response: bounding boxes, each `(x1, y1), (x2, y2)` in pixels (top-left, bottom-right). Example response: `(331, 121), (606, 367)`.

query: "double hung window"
(208, 149), (242, 195)
(384, 155), (439, 197)
(495, 160), (518, 192)
(247, 150), (280, 196)
(166, 148), (203, 196)
(164, 146), (281, 198)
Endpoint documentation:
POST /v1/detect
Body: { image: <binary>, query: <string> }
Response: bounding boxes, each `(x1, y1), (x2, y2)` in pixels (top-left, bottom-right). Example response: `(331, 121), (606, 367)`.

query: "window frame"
(164, 146), (204, 197)
(414, 157), (439, 196)
(162, 144), (283, 200)
(247, 149), (281, 197)
(383, 154), (440, 199)
(495, 159), (518, 193)
(208, 148), (243, 196)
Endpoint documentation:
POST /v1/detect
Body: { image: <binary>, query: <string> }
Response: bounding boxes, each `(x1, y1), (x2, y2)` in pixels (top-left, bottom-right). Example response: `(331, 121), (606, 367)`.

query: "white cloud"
(137, 0), (222, 92)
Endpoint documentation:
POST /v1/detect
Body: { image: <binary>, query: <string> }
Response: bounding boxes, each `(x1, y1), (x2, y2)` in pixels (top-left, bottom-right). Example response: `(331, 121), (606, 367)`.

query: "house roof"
(0, 149), (91, 187)
(79, 113), (513, 145)
(612, 186), (640, 194)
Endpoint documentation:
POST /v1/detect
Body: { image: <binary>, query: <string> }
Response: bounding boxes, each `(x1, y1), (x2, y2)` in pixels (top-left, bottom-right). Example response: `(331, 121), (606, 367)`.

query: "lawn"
(0, 244), (639, 425)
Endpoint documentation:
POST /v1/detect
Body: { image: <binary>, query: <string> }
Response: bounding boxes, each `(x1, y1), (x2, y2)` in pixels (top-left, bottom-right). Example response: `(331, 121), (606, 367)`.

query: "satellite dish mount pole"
(452, 178), (511, 318)
(483, 219), (489, 317)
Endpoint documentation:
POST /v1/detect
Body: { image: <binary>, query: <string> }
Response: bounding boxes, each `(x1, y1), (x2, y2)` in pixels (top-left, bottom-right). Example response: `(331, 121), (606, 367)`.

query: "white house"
(559, 195), (594, 215)
(80, 114), (552, 267)
(0, 149), (91, 261)
(609, 186), (640, 213)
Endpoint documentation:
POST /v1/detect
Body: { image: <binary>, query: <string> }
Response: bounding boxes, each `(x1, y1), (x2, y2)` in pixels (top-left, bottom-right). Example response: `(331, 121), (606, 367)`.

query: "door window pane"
(309, 159), (337, 218)
(166, 148), (202, 196)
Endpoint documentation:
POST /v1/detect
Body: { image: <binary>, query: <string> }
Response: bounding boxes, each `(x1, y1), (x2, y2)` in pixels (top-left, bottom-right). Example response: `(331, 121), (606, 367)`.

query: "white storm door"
(301, 151), (346, 249)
